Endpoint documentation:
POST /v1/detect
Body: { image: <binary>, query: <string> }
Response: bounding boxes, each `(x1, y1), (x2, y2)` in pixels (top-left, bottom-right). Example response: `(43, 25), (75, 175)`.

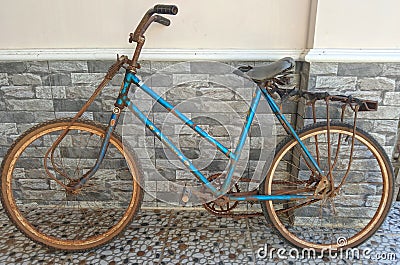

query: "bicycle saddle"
(237, 57), (295, 82)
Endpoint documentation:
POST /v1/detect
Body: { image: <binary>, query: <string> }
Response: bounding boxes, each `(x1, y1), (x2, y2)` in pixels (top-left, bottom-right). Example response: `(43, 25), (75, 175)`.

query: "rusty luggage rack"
(292, 90), (378, 206)
(292, 91), (378, 143)
(277, 88), (378, 128)
(283, 89), (378, 112)
(297, 91), (378, 112)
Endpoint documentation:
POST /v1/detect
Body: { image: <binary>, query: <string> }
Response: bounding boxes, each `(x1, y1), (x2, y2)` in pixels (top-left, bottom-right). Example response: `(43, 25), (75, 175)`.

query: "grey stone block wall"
(308, 62), (400, 155)
(0, 60), (302, 208)
(308, 62), (400, 200)
(1, 59), (398, 207)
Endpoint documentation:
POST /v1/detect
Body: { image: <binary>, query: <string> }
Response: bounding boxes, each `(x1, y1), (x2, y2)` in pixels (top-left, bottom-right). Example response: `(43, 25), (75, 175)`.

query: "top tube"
(127, 72), (238, 161)
(124, 71), (265, 195)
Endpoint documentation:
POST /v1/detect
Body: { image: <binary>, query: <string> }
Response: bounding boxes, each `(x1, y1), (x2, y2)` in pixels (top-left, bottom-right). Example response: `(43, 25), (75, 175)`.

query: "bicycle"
(0, 4), (394, 252)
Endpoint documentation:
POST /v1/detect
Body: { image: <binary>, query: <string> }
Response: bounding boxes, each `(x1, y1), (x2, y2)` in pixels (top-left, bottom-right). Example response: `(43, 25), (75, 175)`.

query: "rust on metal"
(43, 55), (129, 190)
(201, 173), (264, 218)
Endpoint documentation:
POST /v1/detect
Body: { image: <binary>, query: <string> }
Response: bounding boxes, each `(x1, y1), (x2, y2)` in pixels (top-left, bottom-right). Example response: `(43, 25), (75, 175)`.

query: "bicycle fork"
(43, 56), (128, 191)
(64, 75), (130, 190)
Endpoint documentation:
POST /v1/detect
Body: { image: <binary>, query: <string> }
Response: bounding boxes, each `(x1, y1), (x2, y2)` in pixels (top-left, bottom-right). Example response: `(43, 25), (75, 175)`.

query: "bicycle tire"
(260, 121), (394, 252)
(0, 118), (144, 251)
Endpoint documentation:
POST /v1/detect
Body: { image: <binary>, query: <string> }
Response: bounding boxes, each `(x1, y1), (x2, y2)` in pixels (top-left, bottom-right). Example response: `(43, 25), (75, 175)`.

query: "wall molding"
(1, 48), (400, 62)
(0, 48), (305, 62)
(306, 48), (400, 62)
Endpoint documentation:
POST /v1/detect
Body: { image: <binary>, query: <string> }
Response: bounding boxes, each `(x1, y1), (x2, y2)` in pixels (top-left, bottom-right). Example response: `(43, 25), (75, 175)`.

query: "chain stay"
(199, 174), (264, 218)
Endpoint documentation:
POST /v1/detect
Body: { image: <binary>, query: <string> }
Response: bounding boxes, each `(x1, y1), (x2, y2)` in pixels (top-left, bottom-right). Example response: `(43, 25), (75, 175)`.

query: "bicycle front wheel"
(0, 118), (143, 251)
(260, 121), (394, 252)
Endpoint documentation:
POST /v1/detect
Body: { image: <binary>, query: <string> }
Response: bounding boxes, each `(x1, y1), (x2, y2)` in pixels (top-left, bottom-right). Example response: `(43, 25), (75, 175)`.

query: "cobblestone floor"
(0, 203), (398, 265)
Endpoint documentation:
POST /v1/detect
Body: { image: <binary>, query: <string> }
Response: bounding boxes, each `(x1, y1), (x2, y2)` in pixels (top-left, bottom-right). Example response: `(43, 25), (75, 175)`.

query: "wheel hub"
(66, 179), (83, 195)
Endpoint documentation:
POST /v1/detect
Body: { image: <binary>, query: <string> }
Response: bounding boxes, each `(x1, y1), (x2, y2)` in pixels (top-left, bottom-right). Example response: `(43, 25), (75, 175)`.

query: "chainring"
(202, 173), (240, 216)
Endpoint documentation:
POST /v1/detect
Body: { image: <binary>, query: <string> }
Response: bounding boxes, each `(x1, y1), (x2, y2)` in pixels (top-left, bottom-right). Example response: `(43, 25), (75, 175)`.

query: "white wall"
(2, 0), (400, 62)
(0, 0), (312, 50)
(313, 0), (400, 49)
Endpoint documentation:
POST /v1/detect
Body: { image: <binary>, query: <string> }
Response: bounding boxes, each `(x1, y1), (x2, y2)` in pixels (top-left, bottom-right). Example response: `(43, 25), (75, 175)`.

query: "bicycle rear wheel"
(260, 121), (394, 252)
(0, 118), (143, 251)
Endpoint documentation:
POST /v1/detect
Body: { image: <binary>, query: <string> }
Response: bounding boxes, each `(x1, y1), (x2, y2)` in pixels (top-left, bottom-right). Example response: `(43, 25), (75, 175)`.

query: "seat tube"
(220, 89), (262, 194)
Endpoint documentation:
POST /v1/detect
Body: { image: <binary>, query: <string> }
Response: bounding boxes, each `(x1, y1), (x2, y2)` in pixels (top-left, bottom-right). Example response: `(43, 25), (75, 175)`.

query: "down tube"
(129, 73), (236, 161)
(124, 98), (219, 195)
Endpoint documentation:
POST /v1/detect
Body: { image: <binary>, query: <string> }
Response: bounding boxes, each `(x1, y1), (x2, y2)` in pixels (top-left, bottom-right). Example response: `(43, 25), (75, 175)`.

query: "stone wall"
(307, 62), (400, 200)
(0, 60), (302, 208)
(0, 60), (398, 207)
(307, 62), (400, 154)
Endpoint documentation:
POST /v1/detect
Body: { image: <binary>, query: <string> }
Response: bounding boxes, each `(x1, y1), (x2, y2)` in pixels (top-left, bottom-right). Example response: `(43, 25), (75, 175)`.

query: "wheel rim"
(265, 126), (391, 250)
(2, 122), (141, 250)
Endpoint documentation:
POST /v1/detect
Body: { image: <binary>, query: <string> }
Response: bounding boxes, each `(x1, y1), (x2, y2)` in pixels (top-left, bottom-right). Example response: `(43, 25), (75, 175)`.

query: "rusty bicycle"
(0, 4), (394, 252)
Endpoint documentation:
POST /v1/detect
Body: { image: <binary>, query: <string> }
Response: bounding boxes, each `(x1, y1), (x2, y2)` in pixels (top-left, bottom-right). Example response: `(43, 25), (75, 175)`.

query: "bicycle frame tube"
(220, 89), (261, 194)
(259, 87), (324, 176)
(228, 194), (307, 201)
(124, 72), (256, 196)
(125, 98), (220, 194)
(129, 74), (236, 160)
(87, 71), (320, 201)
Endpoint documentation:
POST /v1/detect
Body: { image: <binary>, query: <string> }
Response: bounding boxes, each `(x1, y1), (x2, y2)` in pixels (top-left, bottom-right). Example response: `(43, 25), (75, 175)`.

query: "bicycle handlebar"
(154, 15), (171, 26)
(153, 4), (178, 15)
(132, 4), (178, 41)
(129, 5), (178, 71)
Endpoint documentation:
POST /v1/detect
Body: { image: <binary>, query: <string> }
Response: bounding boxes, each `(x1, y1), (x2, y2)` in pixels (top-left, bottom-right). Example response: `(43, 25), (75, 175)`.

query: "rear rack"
(285, 90), (378, 112)
(329, 94), (377, 112)
(279, 89), (380, 203)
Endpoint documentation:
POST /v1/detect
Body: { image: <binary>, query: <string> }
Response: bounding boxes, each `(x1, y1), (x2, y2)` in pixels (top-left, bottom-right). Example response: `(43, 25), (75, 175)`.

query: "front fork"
(71, 72), (133, 190)
(72, 108), (122, 188)
(44, 56), (130, 191)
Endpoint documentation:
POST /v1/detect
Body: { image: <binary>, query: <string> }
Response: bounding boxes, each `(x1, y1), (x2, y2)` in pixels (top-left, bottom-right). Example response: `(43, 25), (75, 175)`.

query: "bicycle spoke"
(262, 122), (393, 251)
(1, 119), (142, 250)
(275, 199), (321, 215)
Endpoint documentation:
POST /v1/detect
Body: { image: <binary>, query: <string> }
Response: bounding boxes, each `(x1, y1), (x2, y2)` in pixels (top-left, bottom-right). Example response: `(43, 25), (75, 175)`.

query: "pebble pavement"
(0, 202), (398, 265)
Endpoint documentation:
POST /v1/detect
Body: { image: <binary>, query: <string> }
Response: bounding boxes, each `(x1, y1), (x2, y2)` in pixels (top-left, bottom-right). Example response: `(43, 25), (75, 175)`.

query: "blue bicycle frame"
(94, 70), (323, 202)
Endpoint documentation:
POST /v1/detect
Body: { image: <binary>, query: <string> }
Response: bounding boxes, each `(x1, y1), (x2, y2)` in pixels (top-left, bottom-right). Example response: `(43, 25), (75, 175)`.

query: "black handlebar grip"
(154, 15), (171, 26)
(153, 4), (178, 15)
